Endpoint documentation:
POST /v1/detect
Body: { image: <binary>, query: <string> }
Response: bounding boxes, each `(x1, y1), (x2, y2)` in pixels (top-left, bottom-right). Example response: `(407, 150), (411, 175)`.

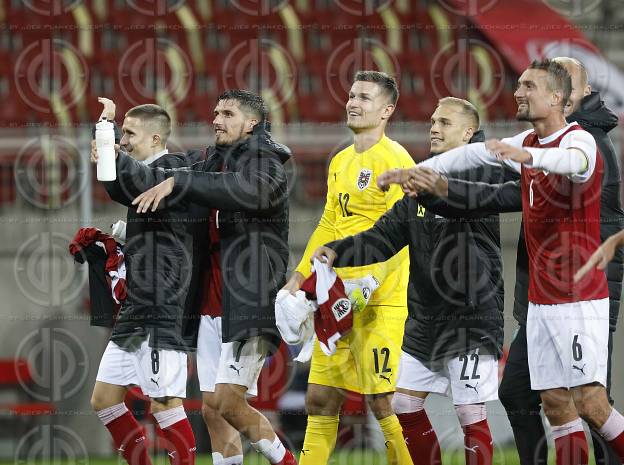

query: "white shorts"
(196, 315), (265, 396)
(396, 350), (499, 405)
(527, 298), (609, 390)
(197, 316), (223, 393)
(96, 337), (188, 398)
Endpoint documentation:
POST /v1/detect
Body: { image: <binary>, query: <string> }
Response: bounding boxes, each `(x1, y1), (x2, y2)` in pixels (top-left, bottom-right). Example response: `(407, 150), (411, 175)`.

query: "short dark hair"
(437, 97), (480, 129)
(217, 89), (268, 121)
(528, 58), (572, 110)
(353, 70), (399, 105)
(125, 104), (172, 143)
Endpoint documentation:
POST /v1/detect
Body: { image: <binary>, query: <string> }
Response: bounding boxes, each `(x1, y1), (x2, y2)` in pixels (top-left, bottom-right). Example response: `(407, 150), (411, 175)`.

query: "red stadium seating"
(0, 0), (522, 127)
(0, 359), (56, 455)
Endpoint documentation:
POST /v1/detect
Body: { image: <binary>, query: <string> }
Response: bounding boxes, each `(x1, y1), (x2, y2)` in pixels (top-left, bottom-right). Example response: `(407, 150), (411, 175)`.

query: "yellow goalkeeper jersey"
(295, 135), (414, 307)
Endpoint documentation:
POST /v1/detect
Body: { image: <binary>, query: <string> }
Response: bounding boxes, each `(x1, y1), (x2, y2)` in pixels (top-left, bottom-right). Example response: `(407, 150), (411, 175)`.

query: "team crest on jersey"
(357, 169), (372, 190)
(331, 298), (352, 321)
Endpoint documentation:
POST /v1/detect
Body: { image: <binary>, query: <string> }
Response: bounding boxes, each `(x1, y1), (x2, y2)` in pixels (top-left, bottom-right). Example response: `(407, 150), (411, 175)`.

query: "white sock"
(152, 405), (187, 429)
(212, 452), (244, 465)
(454, 403), (487, 427)
(551, 418), (584, 440)
(96, 402), (128, 426)
(391, 392), (425, 414)
(598, 408), (624, 441)
(250, 435), (286, 464)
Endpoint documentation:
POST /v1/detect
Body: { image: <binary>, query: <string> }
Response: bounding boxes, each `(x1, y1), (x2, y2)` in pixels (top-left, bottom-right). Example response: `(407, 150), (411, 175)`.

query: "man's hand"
(98, 97), (116, 121)
(310, 246), (338, 268)
(407, 167), (449, 198)
(90, 141), (121, 164)
(377, 168), (417, 191)
(485, 139), (532, 164)
(132, 178), (175, 213)
(574, 230), (624, 282)
(282, 271), (305, 295)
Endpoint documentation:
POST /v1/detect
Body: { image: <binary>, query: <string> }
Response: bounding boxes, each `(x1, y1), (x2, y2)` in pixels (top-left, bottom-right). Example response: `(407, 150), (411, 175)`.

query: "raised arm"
(418, 142), (508, 175)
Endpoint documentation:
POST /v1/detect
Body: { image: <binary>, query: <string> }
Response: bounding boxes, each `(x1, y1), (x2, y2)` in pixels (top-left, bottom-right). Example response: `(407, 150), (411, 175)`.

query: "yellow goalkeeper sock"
(379, 414), (414, 465)
(299, 415), (339, 465)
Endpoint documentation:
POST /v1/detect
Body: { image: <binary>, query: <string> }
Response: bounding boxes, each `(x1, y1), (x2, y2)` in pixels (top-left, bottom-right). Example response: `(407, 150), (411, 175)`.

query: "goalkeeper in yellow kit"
(283, 71), (414, 465)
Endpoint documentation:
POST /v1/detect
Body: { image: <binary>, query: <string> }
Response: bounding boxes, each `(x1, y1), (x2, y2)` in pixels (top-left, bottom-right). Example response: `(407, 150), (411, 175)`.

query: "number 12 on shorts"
(373, 347), (391, 374)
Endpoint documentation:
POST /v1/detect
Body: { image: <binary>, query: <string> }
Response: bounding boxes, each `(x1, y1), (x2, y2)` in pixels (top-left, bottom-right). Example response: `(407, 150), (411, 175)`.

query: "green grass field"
(0, 448), (545, 465)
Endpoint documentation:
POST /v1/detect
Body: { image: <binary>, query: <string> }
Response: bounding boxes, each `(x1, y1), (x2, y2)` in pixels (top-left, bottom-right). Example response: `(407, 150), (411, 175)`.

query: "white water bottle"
(96, 119), (116, 181)
(111, 220), (127, 243)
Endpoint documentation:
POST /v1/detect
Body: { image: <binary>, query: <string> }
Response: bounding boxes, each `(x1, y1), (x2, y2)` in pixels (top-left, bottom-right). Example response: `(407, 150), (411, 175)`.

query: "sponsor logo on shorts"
(572, 363), (586, 375)
(465, 382), (479, 394)
(379, 374), (392, 384)
(229, 365), (242, 375)
(331, 298), (351, 321)
(150, 378), (159, 387)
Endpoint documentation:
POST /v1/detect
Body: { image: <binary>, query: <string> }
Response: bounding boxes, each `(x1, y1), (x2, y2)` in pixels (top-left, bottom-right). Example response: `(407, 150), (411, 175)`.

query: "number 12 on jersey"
(338, 192), (352, 217)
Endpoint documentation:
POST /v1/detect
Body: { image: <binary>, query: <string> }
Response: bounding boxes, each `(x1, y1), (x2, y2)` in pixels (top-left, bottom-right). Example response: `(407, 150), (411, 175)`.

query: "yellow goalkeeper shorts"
(308, 305), (407, 394)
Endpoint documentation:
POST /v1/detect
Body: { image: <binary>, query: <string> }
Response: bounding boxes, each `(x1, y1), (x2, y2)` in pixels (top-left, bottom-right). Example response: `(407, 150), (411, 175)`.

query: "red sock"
(607, 431), (624, 461)
(105, 411), (152, 465)
(276, 449), (297, 465)
(462, 419), (493, 465)
(397, 411), (441, 465)
(554, 431), (588, 465)
(161, 419), (196, 465)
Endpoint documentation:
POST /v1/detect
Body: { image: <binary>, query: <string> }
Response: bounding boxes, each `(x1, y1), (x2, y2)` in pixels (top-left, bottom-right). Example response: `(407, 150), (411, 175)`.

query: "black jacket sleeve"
(430, 179), (523, 217)
(171, 155), (287, 212)
(327, 197), (411, 268)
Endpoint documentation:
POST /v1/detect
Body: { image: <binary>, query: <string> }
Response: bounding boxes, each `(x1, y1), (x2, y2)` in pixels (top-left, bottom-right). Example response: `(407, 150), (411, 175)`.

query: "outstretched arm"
(311, 198), (411, 268)
(132, 155), (287, 213)
(575, 230), (624, 282)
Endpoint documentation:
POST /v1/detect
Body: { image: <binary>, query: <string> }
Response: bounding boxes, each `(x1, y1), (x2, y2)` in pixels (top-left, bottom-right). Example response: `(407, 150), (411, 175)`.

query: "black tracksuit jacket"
(433, 92), (623, 329)
(114, 123), (291, 348)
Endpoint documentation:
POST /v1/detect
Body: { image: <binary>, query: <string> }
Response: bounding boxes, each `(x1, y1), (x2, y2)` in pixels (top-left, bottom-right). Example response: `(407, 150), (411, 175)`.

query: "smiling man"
(282, 70), (415, 465)
(381, 58), (624, 465)
(108, 90), (297, 465)
(307, 97), (507, 465)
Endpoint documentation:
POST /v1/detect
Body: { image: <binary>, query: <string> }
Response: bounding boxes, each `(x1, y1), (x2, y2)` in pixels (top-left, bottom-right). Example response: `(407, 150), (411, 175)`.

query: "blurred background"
(1, 0), (623, 462)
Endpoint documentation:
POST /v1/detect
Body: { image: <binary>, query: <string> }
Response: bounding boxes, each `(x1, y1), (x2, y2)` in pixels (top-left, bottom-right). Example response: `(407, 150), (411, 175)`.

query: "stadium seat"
(0, 359), (56, 456)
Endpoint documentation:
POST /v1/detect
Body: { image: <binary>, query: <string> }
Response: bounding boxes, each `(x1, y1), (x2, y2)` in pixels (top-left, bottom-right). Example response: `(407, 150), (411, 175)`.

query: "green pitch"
(1, 448), (534, 465)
